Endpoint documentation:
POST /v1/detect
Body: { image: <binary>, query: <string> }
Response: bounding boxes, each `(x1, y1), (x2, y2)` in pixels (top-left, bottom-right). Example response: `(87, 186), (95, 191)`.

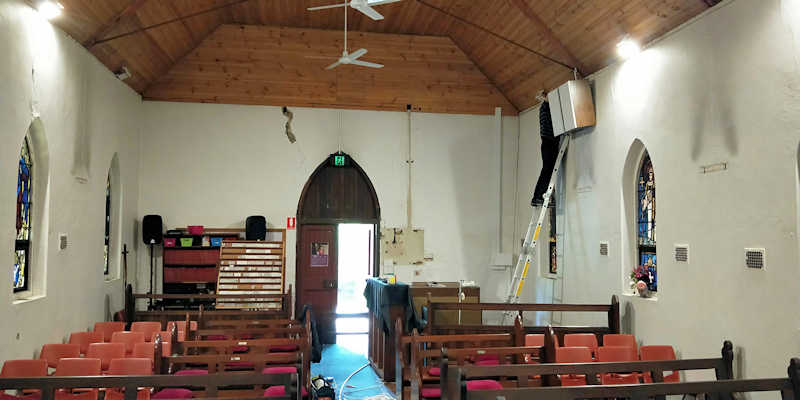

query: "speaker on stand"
(142, 215), (163, 310)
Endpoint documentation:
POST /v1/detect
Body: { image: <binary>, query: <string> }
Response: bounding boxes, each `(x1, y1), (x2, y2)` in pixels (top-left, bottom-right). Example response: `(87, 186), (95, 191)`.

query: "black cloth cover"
(363, 278), (419, 334)
(533, 101), (561, 204)
(298, 304), (322, 363)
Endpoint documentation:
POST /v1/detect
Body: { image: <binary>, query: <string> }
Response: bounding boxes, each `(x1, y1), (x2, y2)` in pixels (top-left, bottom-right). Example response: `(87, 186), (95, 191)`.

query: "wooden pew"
(441, 335), (736, 400)
(423, 295), (620, 346)
(124, 284), (293, 329)
(453, 358), (800, 400)
(396, 315), (547, 400)
(0, 371), (298, 400)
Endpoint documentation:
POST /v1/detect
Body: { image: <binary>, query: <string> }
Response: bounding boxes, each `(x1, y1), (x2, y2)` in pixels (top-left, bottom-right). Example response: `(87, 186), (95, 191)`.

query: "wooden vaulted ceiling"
(52, 0), (717, 115)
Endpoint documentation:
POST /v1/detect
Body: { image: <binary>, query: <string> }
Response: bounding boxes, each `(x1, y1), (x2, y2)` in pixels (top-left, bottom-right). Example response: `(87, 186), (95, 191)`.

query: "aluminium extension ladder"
(502, 134), (571, 323)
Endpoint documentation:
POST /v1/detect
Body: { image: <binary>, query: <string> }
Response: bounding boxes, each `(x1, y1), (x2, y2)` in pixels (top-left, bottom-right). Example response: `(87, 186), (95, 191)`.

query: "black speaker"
(246, 216), (267, 241)
(142, 215), (163, 245)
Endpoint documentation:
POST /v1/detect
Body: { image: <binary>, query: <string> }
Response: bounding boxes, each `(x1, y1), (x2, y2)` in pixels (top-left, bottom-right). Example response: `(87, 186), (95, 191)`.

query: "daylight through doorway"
(335, 223), (373, 355)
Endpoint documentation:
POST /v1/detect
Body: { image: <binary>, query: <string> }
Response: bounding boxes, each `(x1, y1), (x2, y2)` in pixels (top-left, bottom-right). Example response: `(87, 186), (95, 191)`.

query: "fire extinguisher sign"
(287, 217), (296, 230)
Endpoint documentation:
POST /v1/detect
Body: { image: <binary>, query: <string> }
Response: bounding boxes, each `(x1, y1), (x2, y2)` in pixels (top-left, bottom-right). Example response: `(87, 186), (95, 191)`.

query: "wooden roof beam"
(507, 0), (587, 77)
(84, 0), (150, 48)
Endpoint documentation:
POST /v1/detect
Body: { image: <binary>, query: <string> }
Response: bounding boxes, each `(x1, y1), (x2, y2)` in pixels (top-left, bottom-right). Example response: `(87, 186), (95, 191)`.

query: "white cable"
(339, 363), (371, 400)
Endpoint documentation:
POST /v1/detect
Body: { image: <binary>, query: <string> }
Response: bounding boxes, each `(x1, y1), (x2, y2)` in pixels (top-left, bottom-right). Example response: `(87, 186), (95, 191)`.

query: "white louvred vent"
(674, 244), (689, 263)
(599, 241), (609, 256)
(745, 248), (765, 269)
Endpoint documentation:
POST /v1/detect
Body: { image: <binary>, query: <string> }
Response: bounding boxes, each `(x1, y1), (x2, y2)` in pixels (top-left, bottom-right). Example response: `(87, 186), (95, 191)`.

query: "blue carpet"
(311, 338), (392, 400)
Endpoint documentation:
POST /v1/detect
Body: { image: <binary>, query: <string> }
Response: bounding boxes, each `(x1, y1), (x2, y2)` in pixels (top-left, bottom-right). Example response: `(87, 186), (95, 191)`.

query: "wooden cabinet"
(410, 282), (481, 325)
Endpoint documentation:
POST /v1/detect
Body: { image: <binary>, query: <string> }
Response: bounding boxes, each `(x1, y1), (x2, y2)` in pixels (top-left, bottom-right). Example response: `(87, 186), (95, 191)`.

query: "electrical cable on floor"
(339, 363), (371, 400)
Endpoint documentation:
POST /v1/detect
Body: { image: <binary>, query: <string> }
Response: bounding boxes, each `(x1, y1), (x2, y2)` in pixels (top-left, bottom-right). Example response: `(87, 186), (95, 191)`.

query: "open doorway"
(335, 224), (374, 355)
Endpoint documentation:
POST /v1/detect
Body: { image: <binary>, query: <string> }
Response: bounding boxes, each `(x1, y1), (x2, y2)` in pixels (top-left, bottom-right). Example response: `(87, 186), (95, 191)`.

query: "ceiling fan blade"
(350, 60), (384, 68)
(368, 0), (404, 5)
(353, 4), (384, 20)
(349, 48), (368, 60)
(326, 60), (343, 70)
(308, 3), (349, 11)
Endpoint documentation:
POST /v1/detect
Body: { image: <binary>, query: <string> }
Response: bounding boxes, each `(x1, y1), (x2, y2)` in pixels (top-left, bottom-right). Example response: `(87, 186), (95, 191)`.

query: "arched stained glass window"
(637, 151), (656, 292)
(14, 138), (33, 292)
(104, 171), (111, 275)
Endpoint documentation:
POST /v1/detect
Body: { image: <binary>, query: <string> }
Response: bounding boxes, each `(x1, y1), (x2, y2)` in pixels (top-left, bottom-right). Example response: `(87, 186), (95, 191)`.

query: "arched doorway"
(296, 152), (380, 344)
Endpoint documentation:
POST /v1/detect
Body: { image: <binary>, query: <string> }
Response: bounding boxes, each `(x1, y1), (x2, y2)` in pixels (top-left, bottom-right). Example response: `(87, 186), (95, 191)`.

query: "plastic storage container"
(180, 238), (194, 247)
(210, 237), (223, 247)
(187, 225), (204, 235)
(164, 238), (176, 247)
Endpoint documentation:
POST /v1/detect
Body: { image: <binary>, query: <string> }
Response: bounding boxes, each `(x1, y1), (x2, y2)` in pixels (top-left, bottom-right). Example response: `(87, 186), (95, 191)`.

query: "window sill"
(622, 292), (658, 302)
(12, 294), (46, 305)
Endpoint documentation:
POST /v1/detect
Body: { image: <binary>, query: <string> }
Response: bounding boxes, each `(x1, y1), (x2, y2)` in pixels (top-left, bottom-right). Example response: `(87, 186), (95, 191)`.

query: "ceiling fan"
(308, 0), (404, 21)
(323, 1), (384, 70)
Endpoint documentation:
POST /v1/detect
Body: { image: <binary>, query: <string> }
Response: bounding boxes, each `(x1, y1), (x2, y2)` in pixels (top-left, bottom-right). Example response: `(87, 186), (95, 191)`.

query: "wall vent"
(599, 241), (609, 256)
(745, 248), (765, 269)
(674, 244), (689, 263)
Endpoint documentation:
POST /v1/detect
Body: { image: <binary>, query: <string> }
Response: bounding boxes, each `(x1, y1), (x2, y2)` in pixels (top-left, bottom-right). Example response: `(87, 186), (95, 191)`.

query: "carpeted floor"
(311, 336), (393, 400)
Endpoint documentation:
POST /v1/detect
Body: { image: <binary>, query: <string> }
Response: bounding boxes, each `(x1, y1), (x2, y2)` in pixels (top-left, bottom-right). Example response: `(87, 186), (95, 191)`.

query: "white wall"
(518, 0), (800, 384)
(0, 1), (142, 361)
(137, 102), (519, 303)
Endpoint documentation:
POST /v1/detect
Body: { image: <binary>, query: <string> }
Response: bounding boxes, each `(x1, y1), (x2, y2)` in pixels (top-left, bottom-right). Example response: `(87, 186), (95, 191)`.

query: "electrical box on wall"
(381, 228), (425, 265)
(547, 80), (596, 136)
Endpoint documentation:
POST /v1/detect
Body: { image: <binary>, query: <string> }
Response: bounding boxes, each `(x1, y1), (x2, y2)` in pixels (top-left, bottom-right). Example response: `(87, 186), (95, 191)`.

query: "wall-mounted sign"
(287, 216), (296, 230)
(334, 155), (346, 166)
(311, 242), (329, 267)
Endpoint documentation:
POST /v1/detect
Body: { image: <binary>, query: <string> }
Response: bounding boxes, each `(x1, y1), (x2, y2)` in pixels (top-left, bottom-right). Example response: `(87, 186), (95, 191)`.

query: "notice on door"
(311, 242), (329, 267)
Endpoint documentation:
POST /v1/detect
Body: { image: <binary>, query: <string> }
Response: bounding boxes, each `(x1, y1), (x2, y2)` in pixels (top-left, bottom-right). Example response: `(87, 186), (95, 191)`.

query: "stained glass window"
(14, 138), (33, 292)
(637, 151), (656, 292)
(104, 172), (111, 275)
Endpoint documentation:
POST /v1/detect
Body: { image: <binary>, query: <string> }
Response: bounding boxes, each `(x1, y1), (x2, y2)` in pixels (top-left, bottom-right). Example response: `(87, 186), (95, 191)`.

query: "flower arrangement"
(630, 265), (652, 297)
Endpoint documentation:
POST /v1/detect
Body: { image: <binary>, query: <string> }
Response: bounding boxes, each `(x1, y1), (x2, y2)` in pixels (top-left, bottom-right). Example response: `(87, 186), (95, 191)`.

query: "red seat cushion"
(270, 345), (300, 352)
(0, 395), (40, 400)
(226, 362), (254, 368)
(420, 387), (441, 398)
(262, 367), (297, 374)
(232, 346), (249, 353)
(474, 359), (500, 366)
(174, 369), (208, 376)
(466, 380), (503, 391)
(475, 354), (499, 362)
(263, 386), (308, 398)
(152, 389), (193, 399)
(206, 335), (227, 341)
(427, 367), (441, 377)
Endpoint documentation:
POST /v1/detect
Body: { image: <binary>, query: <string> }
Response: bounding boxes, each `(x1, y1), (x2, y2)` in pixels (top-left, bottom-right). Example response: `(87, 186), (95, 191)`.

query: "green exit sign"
(334, 155), (346, 166)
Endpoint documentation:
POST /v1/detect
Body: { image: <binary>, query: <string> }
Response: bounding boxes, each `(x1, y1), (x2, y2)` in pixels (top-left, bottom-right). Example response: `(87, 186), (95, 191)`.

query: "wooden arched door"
(296, 152), (380, 343)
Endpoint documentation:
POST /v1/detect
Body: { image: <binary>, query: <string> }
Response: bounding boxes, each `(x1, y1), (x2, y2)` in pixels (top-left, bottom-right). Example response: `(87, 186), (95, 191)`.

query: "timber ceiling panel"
(50, 0), (718, 115)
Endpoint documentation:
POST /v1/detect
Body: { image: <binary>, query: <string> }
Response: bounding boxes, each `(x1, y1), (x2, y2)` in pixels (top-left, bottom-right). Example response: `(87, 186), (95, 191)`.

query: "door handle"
(323, 280), (337, 289)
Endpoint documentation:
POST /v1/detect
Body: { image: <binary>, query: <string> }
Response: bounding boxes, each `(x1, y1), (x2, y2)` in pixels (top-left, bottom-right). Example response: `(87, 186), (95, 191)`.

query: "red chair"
(40, 344), (81, 370)
(86, 343), (125, 371)
(640, 345), (680, 383)
(596, 346), (640, 384)
(93, 322), (125, 343)
(111, 332), (145, 356)
(563, 334), (598, 358)
(524, 334), (544, 347)
(105, 358), (152, 400)
(603, 334), (637, 353)
(555, 347), (593, 386)
(1, 359), (48, 397)
(130, 322), (162, 342)
(132, 343), (155, 371)
(69, 331), (104, 355)
(54, 358), (102, 400)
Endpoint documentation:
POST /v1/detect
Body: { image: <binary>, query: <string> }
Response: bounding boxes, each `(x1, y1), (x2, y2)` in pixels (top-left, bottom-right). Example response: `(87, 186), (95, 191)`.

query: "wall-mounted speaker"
(142, 215), (163, 245)
(246, 216), (267, 241)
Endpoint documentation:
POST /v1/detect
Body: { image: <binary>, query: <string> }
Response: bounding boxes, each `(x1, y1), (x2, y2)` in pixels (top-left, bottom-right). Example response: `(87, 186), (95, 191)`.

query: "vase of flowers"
(630, 265), (652, 298)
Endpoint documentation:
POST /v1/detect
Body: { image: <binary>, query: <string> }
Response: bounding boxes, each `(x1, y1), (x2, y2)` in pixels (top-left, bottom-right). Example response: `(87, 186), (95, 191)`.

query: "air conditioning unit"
(547, 80), (596, 136)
